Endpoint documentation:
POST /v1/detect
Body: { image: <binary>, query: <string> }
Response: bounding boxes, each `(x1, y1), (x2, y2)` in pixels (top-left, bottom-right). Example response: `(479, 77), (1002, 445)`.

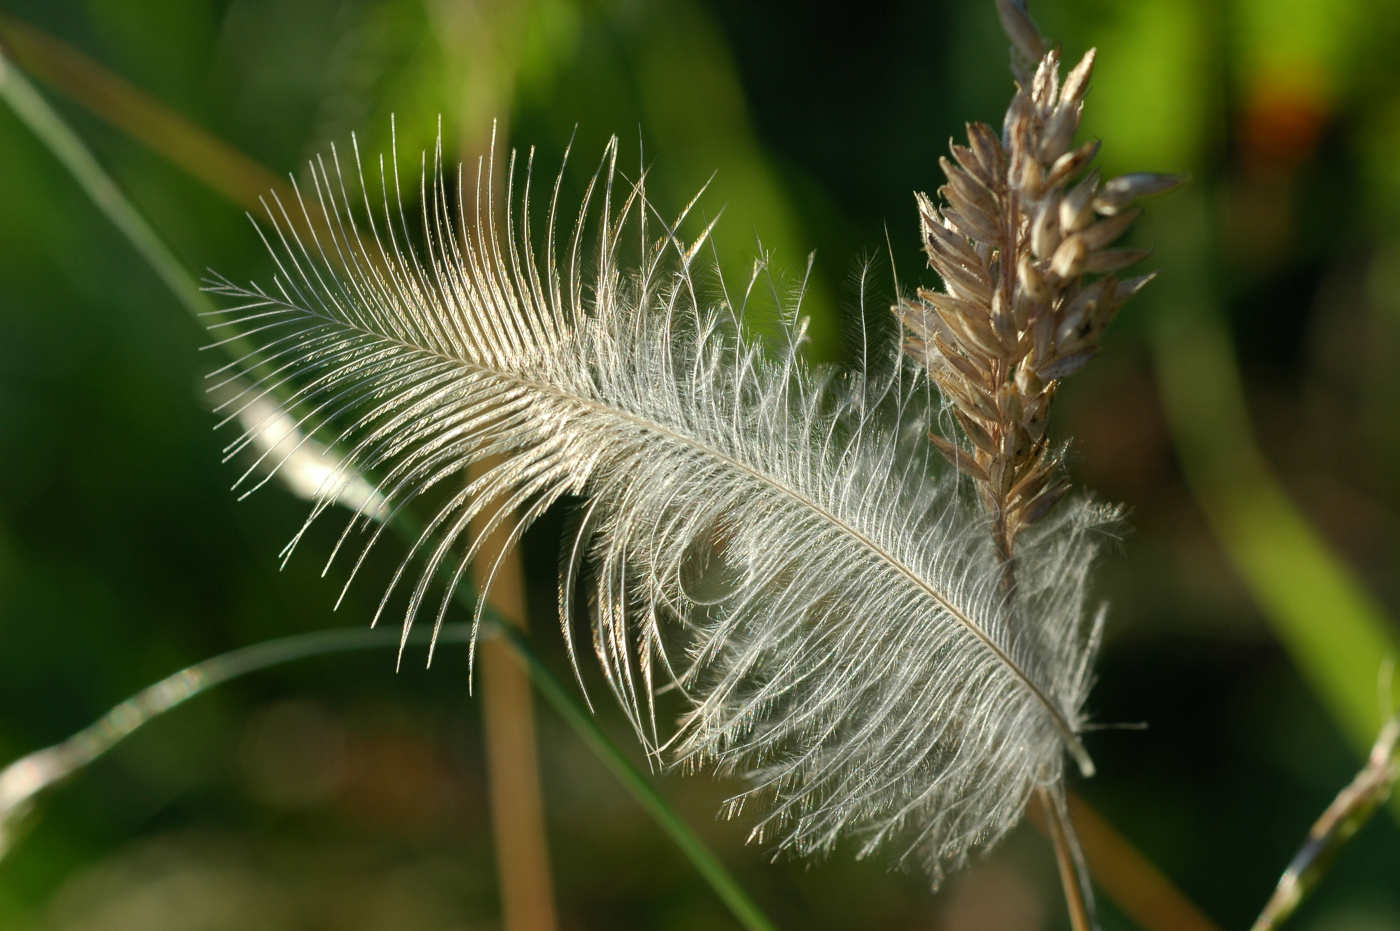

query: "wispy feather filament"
(207, 130), (1108, 885)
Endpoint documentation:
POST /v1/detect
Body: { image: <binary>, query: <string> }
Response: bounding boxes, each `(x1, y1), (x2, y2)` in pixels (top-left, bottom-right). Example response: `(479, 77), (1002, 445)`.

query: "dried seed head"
(1045, 138), (1100, 190)
(897, 28), (1178, 555)
(997, 381), (1023, 421)
(928, 432), (990, 482)
(1014, 363), (1042, 398)
(941, 158), (998, 220)
(1038, 348), (1099, 381)
(1064, 274), (1114, 320)
(1033, 312), (1055, 366)
(951, 143), (996, 190)
(1019, 478), (1071, 525)
(1017, 156), (1046, 200)
(966, 123), (1006, 187)
(1085, 247), (1152, 274)
(1017, 254), (1051, 303)
(995, 0), (1046, 62)
(943, 344), (993, 382)
(1059, 171), (1100, 233)
(1093, 172), (1185, 214)
(1039, 103), (1083, 164)
(1050, 234), (1088, 279)
(1078, 208), (1141, 251)
(1008, 459), (1052, 505)
(1031, 49), (1061, 109)
(942, 202), (1002, 246)
(1030, 198), (1062, 259)
(955, 412), (998, 456)
(1003, 424), (1032, 461)
(1022, 389), (1052, 433)
(1116, 271), (1158, 300)
(1060, 49), (1096, 106)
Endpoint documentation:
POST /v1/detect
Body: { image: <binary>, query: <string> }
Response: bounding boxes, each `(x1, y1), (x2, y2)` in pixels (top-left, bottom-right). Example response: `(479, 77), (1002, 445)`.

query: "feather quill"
(206, 130), (1108, 885)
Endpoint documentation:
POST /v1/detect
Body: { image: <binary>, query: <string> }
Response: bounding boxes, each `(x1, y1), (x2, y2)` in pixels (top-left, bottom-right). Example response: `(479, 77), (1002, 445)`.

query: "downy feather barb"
(205, 130), (1107, 885)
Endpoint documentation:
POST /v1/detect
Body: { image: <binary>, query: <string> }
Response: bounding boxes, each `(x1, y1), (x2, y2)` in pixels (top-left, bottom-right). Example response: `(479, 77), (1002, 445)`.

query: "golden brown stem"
(1026, 790), (1224, 931)
(447, 4), (565, 916)
(991, 507), (1018, 595)
(0, 13), (291, 216)
(1070, 791), (1222, 931)
(997, 535), (1090, 931)
(1037, 786), (1092, 931)
(454, 2), (558, 905)
(472, 460), (561, 931)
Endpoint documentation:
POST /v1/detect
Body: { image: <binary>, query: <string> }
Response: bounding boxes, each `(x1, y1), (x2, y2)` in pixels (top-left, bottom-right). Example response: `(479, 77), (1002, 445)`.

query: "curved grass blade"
(0, 623), (472, 859)
(1251, 711), (1400, 931)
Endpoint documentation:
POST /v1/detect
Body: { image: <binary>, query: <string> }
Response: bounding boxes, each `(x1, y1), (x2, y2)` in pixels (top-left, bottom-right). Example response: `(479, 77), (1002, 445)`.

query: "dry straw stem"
(0, 13), (329, 249)
(1252, 709), (1400, 931)
(471, 453), (560, 931)
(458, 40), (561, 922)
(1037, 785), (1093, 931)
(899, 0), (1180, 568)
(1025, 791), (1223, 931)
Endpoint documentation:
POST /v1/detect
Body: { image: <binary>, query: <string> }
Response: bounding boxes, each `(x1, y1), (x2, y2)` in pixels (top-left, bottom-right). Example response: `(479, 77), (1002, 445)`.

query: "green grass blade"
(0, 48), (206, 318)
(0, 624), (472, 858)
(0, 620), (779, 931)
(493, 624), (779, 931)
(0, 12), (287, 214)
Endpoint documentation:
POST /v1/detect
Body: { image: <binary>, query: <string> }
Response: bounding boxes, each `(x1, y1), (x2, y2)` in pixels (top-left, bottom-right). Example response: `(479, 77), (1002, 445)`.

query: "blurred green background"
(1, 0), (1399, 929)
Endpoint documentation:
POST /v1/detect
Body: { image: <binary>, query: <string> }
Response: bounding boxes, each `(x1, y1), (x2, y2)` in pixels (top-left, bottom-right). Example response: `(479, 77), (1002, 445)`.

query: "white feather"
(205, 131), (1111, 885)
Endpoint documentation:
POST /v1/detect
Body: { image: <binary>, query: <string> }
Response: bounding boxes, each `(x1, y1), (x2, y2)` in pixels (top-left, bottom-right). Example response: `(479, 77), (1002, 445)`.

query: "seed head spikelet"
(206, 120), (1108, 885)
(896, 2), (1180, 922)
(899, 5), (1181, 566)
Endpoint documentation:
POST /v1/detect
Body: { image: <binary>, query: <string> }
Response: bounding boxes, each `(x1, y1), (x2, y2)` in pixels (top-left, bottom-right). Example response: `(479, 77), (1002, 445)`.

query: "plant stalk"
(1037, 786), (1092, 931)
(452, 13), (561, 917)
(0, 624), (472, 857)
(471, 466), (561, 931)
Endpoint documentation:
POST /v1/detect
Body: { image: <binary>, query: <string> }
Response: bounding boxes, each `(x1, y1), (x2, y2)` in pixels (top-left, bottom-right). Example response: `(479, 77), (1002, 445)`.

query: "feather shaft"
(207, 132), (1107, 885)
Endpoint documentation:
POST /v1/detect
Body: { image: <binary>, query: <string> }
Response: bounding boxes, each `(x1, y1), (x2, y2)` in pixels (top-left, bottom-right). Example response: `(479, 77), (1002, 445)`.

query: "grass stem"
(0, 624), (472, 858)
(1037, 787), (1092, 931)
